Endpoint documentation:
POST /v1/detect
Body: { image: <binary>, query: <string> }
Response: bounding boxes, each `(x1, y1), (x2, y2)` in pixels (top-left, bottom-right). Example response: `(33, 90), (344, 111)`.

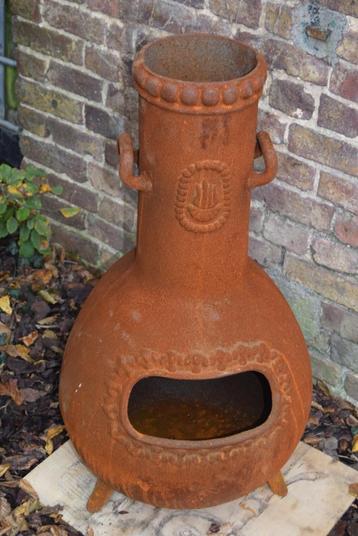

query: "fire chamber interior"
(128, 372), (272, 441)
(143, 35), (257, 82)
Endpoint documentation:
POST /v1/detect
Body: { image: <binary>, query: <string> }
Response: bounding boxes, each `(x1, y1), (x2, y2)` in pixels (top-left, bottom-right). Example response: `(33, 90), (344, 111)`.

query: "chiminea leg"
(267, 471), (288, 497)
(87, 479), (113, 513)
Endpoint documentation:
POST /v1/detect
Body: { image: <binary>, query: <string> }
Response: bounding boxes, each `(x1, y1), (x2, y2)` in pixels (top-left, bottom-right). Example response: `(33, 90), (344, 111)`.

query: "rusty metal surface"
(59, 33), (312, 510)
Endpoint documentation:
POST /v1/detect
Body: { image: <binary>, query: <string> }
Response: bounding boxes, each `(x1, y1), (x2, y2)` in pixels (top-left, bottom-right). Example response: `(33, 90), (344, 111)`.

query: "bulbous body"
(60, 34), (312, 510)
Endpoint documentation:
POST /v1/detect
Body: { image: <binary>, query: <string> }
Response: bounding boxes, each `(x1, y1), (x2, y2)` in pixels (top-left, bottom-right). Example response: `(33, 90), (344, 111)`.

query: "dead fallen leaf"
(307, 415), (320, 427)
(1, 344), (33, 362)
(240, 502), (257, 515)
(352, 435), (358, 453)
(38, 290), (60, 305)
(21, 388), (47, 403)
(20, 330), (39, 347)
(19, 479), (39, 499)
(44, 425), (65, 455)
(30, 268), (54, 286)
(0, 295), (12, 315)
(13, 497), (41, 517)
(36, 315), (58, 326)
(317, 380), (331, 397)
(43, 329), (58, 340)
(0, 322), (11, 344)
(303, 434), (321, 446)
(0, 380), (24, 405)
(0, 463), (10, 477)
(38, 527), (69, 536)
(348, 482), (358, 497)
(0, 495), (11, 518)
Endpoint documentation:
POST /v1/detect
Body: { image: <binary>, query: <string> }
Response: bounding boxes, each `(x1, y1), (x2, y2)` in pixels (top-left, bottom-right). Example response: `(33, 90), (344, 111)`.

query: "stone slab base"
(24, 441), (357, 536)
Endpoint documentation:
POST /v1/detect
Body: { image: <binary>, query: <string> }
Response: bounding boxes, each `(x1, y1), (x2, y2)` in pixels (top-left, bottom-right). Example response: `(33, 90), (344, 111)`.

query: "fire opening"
(128, 371), (272, 441)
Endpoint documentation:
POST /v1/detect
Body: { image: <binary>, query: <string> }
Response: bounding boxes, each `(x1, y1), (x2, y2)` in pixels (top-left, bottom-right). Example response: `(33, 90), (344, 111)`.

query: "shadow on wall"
(0, 128), (22, 166)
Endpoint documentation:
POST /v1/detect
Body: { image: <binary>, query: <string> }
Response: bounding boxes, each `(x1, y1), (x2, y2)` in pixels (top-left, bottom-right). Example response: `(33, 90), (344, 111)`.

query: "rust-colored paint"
(60, 34), (312, 511)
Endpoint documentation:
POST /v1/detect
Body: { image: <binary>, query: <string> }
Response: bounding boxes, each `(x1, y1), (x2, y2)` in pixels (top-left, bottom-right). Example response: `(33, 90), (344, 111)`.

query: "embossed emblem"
(175, 160), (231, 233)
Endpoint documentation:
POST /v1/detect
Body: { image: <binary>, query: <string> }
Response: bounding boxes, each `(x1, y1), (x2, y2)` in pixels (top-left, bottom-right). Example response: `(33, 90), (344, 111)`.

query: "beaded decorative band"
(133, 37), (267, 114)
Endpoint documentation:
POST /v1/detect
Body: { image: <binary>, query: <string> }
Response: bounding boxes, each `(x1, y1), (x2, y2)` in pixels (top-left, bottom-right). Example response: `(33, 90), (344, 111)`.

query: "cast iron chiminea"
(60, 33), (312, 512)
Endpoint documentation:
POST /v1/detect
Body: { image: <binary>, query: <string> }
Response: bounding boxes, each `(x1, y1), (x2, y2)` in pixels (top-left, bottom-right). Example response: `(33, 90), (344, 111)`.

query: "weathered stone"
(334, 212), (358, 247)
(106, 21), (128, 51)
(119, 23), (168, 57)
(311, 237), (358, 274)
(106, 84), (125, 112)
(263, 39), (329, 85)
(85, 46), (123, 83)
(42, 195), (86, 230)
(85, 105), (125, 139)
(233, 30), (262, 50)
(10, 0), (41, 21)
(265, 3), (293, 39)
(14, 20), (83, 65)
(318, 94), (358, 138)
(321, 303), (344, 332)
(104, 141), (118, 168)
(284, 254), (358, 312)
(318, 0), (358, 17)
(16, 50), (48, 82)
(20, 135), (87, 183)
(253, 182), (334, 231)
(331, 334), (358, 373)
(258, 110), (286, 144)
(337, 27), (358, 64)
(330, 62), (358, 103)
(311, 353), (343, 387)
(318, 172), (358, 214)
(136, 0), (197, 33)
(97, 246), (120, 272)
(51, 223), (99, 265)
(98, 197), (137, 234)
(87, 162), (123, 196)
(209, 0), (262, 28)
(272, 273), (323, 350)
(341, 313), (358, 344)
(322, 302), (358, 344)
(86, 214), (135, 252)
(18, 106), (49, 138)
(344, 372), (358, 401)
(276, 152), (315, 191)
(47, 62), (102, 103)
(193, 12), (232, 35)
(248, 235), (283, 267)
(106, 22), (126, 51)
(43, 1), (106, 44)
(85, 0), (122, 16)
(249, 205), (264, 234)
(47, 174), (98, 213)
(264, 212), (310, 255)
(311, 331), (332, 355)
(173, 0), (205, 7)
(288, 124), (358, 176)
(47, 118), (104, 160)
(269, 79), (314, 119)
(18, 79), (83, 124)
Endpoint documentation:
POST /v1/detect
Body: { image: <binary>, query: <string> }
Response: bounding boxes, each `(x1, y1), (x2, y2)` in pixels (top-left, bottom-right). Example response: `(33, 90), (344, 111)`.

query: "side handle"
(248, 131), (277, 189)
(118, 133), (152, 192)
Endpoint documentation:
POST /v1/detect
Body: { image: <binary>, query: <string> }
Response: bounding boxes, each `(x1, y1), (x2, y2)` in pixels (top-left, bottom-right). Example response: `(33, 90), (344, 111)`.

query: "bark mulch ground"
(0, 247), (357, 535)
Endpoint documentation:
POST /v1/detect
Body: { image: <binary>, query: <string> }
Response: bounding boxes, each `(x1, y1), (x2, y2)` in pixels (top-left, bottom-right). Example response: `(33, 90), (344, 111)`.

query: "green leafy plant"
(0, 164), (63, 259)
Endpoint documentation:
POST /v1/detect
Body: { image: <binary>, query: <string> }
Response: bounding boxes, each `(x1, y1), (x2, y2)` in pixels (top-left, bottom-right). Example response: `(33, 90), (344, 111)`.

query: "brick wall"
(10, 0), (358, 403)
